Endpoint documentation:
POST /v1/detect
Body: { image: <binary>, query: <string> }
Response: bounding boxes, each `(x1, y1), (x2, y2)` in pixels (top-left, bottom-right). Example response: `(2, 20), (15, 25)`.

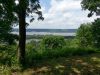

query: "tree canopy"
(81, 0), (100, 17)
(0, 0), (43, 24)
(0, 1), (17, 44)
(92, 18), (100, 48)
(76, 23), (93, 48)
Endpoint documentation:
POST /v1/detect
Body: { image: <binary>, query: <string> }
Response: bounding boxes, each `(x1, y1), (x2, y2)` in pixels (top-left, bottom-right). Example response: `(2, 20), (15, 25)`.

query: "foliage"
(26, 45), (97, 64)
(0, 0), (17, 45)
(0, 45), (21, 74)
(40, 35), (66, 50)
(92, 18), (100, 48)
(81, 0), (100, 17)
(76, 19), (100, 49)
(0, 0), (44, 22)
(76, 23), (93, 48)
(0, 34), (18, 45)
(25, 39), (98, 65)
(0, 45), (18, 66)
(65, 39), (79, 48)
(0, 0), (44, 65)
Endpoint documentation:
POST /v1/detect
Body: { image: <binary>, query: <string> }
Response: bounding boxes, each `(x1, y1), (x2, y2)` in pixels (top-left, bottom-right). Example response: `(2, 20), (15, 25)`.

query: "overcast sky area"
(26, 0), (99, 29)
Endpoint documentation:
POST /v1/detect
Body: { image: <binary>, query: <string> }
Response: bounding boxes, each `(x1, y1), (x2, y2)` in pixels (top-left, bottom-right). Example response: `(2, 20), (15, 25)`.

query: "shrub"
(65, 39), (79, 48)
(0, 45), (17, 66)
(41, 35), (66, 50)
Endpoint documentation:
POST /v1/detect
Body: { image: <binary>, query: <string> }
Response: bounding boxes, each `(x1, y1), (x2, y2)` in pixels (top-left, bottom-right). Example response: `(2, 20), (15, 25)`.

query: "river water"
(12, 32), (76, 36)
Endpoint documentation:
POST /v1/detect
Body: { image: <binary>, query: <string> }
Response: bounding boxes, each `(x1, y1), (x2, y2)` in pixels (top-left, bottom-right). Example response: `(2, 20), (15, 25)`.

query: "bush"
(0, 45), (20, 74)
(65, 39), (79, 48)
(0, 45), (17, 66)
(40, 35), (66, 50)
(25, 36), (98, 64)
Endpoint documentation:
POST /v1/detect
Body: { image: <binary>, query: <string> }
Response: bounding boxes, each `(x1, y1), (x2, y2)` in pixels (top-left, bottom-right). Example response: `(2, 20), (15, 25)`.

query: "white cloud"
(28, 0), (98, 29)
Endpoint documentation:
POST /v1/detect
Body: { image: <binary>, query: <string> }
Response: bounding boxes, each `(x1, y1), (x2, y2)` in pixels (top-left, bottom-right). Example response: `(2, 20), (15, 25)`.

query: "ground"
(12, 53), (100, 75)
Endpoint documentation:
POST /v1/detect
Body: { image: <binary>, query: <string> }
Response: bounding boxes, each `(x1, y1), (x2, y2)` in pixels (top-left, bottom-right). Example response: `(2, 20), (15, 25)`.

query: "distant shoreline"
(12, 32), (76, 36)
(12, 29), (77, 36)
(12, 29), (77, 33)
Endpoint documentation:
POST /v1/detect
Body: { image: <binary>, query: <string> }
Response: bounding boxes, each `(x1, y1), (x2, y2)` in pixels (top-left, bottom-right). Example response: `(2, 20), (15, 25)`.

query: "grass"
(0, 38), (100, 75)
(0, 45), (100, 75)
(26, 46), (98, 61)
(12, 53), (100, 75)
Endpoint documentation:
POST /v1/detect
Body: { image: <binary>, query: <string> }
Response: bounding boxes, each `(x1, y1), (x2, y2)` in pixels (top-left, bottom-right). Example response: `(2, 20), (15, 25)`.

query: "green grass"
(26, 46), (98, 61)
(12, 53), (100, 75)
(0, 38), (100, 75)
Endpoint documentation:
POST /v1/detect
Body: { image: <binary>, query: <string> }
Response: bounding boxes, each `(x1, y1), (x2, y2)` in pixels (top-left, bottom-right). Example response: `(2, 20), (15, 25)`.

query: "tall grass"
(25, 39), (98, 65)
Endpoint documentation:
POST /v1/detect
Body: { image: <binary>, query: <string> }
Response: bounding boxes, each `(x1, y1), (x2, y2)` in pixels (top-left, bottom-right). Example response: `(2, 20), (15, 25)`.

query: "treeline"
(26, 35), (75, 39)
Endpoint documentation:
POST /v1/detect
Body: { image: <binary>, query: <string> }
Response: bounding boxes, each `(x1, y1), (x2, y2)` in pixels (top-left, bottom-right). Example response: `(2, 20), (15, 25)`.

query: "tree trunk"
(18, 11), (26, 66)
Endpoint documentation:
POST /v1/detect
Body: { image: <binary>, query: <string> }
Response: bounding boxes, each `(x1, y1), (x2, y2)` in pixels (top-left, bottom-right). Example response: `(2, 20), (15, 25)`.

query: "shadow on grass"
(15, 53), (100, 75)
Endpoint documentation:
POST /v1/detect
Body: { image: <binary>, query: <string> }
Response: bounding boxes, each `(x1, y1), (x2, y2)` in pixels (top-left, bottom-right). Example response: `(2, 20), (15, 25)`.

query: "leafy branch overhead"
(0, 0), (44, 26)
(81, 0), (100, 17)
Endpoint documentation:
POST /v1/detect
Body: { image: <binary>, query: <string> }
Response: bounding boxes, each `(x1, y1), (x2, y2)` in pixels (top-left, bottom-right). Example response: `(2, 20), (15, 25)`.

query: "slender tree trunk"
(18, 11), (26, 65)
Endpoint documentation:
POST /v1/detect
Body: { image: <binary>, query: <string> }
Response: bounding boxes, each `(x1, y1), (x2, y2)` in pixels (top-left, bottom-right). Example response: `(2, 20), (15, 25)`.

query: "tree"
(81, 0), (100, 17)
(81, 0), (100, 48)
(0, 1), (17, 45)
(76, 23), (93, 48)
(92, 18), (100, 48)
(0, 0), (43, 65)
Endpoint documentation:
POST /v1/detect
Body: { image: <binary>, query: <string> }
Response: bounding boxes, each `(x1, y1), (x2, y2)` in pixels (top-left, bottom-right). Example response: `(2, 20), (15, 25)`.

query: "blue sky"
(27, 0), (98, 29)
(40, 0), (51, 11)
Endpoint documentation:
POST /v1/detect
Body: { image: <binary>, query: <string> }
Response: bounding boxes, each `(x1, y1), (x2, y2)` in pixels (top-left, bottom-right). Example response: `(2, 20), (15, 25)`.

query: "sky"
(26, 0), (99, 29)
